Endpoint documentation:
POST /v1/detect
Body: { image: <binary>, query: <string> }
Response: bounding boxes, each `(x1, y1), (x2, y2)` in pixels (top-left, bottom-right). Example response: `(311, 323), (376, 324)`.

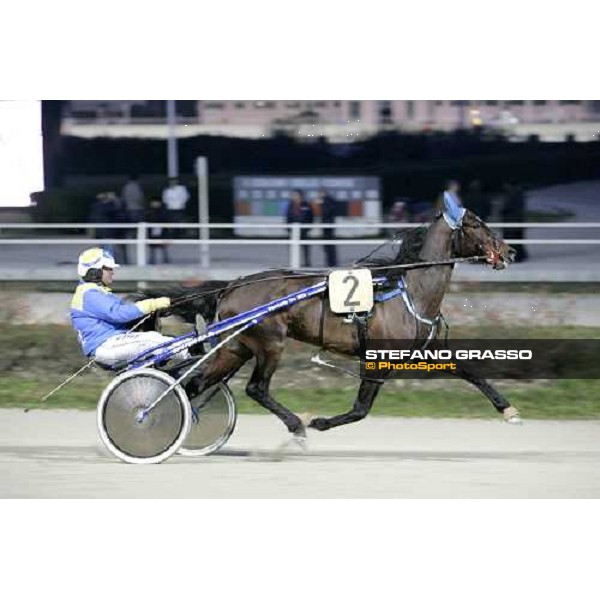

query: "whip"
(26, 312), (155, 411)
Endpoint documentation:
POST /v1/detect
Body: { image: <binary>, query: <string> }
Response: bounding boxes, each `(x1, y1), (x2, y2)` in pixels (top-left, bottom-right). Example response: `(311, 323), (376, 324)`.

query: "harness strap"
(401, 287), (438, 327)
(354, 313), (370, 358)
(402, 286), (441, 348)
(374, 278), (405, 302)
(318, 294), (327, 349)
(375, 276), (441, 348)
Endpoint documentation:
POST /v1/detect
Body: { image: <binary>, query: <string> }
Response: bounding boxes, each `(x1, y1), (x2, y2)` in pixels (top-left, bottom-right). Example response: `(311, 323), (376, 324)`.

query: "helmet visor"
(100, 251), (119, 270)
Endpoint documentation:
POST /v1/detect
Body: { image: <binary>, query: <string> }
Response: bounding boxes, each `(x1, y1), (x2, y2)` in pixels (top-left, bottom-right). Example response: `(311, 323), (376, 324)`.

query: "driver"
(70, 247), (178, 366)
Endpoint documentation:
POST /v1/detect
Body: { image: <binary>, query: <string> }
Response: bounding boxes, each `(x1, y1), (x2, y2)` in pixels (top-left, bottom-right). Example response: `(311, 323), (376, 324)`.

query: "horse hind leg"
(245, 352), (306, 437)
(184, 344), (252, 398)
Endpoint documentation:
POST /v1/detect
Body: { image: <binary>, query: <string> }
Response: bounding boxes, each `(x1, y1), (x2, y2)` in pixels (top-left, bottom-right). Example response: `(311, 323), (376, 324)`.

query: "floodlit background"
(0, 100), (44, 207)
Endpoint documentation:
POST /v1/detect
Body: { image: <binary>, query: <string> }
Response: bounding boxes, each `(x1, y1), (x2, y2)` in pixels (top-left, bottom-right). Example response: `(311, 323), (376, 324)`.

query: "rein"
(168, 255), (488, 309)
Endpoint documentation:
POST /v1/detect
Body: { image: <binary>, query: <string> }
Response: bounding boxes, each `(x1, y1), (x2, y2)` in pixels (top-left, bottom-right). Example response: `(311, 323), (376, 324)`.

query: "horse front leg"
(308, 380), (383, 431)
(449, 362), (521, 423)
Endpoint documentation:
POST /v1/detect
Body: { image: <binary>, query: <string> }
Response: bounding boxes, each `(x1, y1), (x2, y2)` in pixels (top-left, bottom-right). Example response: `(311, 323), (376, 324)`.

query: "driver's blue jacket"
(70, 282), (144, 356)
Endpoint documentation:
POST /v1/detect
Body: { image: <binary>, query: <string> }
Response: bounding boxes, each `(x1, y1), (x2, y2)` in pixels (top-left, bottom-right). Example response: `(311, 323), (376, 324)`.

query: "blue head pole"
(442, 191), (466, 229)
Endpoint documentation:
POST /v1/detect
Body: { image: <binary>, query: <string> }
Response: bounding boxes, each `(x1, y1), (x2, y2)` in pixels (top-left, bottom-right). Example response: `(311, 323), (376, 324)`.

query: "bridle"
(451, 213), (504, 269)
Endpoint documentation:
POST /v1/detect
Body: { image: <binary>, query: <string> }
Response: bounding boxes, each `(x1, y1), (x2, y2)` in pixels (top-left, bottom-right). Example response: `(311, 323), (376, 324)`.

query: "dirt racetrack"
(1, 409), (599, 498)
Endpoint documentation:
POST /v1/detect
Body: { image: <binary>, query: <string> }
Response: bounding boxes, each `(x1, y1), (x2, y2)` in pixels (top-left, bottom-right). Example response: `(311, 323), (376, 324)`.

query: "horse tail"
(145, 280), (229, 325)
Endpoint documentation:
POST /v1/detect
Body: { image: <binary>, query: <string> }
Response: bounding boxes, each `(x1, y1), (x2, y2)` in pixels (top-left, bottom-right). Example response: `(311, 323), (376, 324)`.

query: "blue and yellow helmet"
(77, 247), (119, 278)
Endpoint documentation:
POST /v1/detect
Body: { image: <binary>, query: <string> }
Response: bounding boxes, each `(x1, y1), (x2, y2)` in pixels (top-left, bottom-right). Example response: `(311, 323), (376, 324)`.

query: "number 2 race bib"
(328, 269), (373, 314)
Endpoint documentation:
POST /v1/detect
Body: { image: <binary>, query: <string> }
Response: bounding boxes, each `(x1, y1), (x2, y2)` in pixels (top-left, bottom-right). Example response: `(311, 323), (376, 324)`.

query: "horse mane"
(354, 222), (431, 276)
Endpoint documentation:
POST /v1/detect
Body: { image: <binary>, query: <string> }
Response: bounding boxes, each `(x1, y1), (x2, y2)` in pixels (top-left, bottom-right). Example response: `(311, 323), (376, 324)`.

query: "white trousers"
(94, 332), (187, 366)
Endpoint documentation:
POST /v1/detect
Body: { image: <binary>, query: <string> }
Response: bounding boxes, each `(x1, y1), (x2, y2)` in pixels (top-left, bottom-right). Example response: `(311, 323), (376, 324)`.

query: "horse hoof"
(293, 434), (308, 453)
(503, 407), (522, 425)
(271, 431), (308, 458)
(292, 422), (307, 438)
(308, 417), (329, 431)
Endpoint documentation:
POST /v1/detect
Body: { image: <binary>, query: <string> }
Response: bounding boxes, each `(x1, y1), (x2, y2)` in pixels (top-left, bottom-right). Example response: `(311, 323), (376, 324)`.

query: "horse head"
(443, 191), (515, 269)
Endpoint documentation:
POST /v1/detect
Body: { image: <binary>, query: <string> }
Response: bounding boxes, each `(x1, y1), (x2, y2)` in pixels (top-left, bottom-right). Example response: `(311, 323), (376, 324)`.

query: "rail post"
(196, 156), (210, 268)
(137, 222), (147, 266)
(289, 224), (301, 269)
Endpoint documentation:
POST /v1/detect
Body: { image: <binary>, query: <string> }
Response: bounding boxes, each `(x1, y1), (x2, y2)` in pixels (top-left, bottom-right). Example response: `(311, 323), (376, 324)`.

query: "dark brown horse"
(153, 206), (518, 438)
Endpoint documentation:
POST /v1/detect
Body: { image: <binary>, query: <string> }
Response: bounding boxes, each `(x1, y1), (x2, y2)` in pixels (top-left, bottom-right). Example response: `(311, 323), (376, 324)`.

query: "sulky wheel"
(97, 368), (191, 464)
(178, 382), (237, 457)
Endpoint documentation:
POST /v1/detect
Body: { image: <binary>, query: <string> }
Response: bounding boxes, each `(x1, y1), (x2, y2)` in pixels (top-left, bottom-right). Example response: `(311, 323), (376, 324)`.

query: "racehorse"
(147, 194), (518, 438)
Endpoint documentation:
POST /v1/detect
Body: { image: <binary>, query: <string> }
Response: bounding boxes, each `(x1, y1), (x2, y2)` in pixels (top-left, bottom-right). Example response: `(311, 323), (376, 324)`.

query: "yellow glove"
(154, 297), (171, 310)
(135, 297), (171, 314)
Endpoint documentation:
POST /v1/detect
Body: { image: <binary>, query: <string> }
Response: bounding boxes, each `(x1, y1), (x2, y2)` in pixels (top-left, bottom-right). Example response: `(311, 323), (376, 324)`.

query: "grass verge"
(1, 324), (599, 419)
(3, 375), (599, 420)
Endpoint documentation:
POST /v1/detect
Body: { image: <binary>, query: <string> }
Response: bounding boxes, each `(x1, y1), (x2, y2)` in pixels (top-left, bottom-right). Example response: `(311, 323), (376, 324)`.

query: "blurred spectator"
(162, 177), (190, 238)
(286, 190), (314, 267)
(89, 192), (118, 257)
(390, 200), (408, 223)
(146, 198), (170, 265)
(121, 174), (146, 222)
(106, 191), (130, 265)
(390, 197), (435, 227)
(464, 179), (491, 221)
(389, 200), (409, 237)
(317, 189), (339, 267)
(501, 181), (528, 263)
(435, 180), (463, 213)
(410, 200), (434, 223)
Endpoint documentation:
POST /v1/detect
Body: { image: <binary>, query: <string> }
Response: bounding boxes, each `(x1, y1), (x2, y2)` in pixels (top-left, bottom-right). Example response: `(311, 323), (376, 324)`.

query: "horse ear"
(442, 191), (466, 229)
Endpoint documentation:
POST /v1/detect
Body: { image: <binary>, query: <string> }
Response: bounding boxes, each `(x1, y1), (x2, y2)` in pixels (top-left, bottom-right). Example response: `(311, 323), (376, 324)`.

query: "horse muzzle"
(487, 242), (516, 270)
(486, 249), (506, 270)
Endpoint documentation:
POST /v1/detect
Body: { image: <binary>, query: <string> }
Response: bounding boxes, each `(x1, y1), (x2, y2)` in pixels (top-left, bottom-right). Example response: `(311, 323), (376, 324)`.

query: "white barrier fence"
(1, 221), (600, 270)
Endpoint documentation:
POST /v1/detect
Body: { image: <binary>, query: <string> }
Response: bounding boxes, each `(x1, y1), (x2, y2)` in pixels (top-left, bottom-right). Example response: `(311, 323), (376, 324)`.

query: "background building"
(62, 100), (600, 141)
